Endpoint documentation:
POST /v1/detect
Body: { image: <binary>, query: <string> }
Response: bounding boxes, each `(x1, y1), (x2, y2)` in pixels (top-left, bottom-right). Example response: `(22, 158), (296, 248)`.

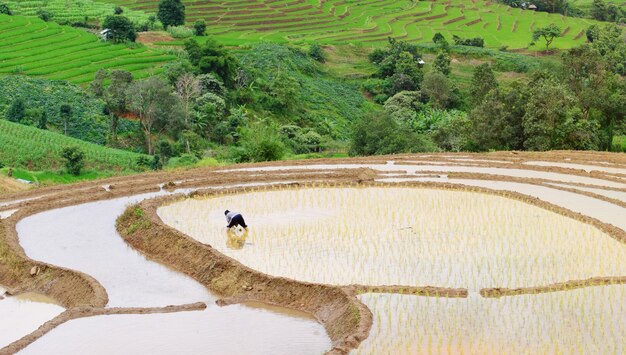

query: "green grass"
(0, 167), (114, 185)
(0, 14), (175, 84)
(101, 0), (598, 49)
(0, 119), (149, 172)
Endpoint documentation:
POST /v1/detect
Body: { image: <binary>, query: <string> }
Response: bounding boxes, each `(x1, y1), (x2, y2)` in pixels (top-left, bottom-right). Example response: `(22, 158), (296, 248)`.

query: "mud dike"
(1, 151), (626, 354)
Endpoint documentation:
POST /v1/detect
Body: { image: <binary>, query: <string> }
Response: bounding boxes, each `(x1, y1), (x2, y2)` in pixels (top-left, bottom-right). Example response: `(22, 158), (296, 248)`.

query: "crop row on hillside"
(0, 119), (147, 171)
(0, 14), (175, 84)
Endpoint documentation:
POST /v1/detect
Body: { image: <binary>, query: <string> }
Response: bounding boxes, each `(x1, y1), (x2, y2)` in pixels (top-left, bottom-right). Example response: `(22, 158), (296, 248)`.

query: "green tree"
(383, 91), (424, 123)
(5, 99), (25, 122)
(126, 76), (183, 155)
(0, 3), (11, 15)
(421, 71), (452, 109)
(432, 32), (448, 47)
(470, 82), (527, 150)
(532, 24), (562, 50)
(235, 122), (285, 162)
(184, 39), (238, 87)
(60, 104), (72, 135)
(523, 78), (590, 150)
(157, 0), (185, 28)
(38, 110), (48, 130)
(37, 9), (52, 22)
(433, 50), (451, 76)
(102, 15), (136, 43)
(114, 6), (123, 15)
(350, 113), (435, 156)
(309, 43), (326, 63)
(61, 146), (85, 176)
(469, 63), (498, 106)
(193, 20), (206, 36)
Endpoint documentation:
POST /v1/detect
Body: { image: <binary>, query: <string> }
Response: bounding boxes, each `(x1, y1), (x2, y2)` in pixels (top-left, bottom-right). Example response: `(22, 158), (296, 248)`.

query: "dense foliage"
(0, 76), (138, 145)
(157, 0), (185, 28)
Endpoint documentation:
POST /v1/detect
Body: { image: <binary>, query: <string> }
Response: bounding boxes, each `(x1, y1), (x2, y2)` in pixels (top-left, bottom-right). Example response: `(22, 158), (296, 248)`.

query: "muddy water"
(17, 192), (212, 307)
(0, 291), (64, 348)
(546, 182), (626, 203)
(20, 303), (331, 355)
(14, 190), (332, 353)
(355, 286), (626, 354)
(159, 188), (626, 290)
(226, 163), (626, 188)
(524, 160), (626, 175)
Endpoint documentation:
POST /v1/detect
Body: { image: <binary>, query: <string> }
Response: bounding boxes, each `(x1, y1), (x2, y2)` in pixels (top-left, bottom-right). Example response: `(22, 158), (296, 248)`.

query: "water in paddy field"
(159, 188), (626, 291)
(16, 192), (212, 307)
(0, 288), (65, 348)
(355, 285), (626, 354)
(19, 303), (330, 355)
(13, 193), (332, 353)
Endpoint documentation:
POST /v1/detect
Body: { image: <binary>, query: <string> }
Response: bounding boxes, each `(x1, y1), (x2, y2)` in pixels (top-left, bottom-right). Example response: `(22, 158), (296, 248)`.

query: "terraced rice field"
(1, 151), (626, 353)
(0, 14), (175, 84)
(99, 0), (597, 48)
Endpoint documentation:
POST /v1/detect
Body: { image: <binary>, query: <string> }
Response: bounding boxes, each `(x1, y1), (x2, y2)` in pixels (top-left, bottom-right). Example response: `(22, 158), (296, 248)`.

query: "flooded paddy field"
(159, 188), (626, 291)
(1, 151), (625, 354)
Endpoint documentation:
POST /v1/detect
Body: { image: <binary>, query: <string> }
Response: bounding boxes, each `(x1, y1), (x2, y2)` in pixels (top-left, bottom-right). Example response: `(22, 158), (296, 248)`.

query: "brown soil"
(136, 32), (174, 46)
(480, 276), (626, 298)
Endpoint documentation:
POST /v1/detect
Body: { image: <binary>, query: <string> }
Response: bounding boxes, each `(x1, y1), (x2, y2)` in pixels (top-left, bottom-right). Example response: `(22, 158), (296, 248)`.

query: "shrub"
(452, 35), (484, 47)
(167, 25), (194, 38)
(193, 20), (206, 36)
(5, 99), (25, 122)
(0, 3), (11, 15)
(309, 43), (326, 63)
(37, 10), (53, 22)
(61, 146), (85, 176)
(350, 113), (436, 156)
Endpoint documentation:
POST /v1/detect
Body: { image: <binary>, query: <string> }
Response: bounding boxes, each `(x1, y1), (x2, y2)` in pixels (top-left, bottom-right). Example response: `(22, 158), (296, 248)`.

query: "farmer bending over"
(225, 210), (248, 229)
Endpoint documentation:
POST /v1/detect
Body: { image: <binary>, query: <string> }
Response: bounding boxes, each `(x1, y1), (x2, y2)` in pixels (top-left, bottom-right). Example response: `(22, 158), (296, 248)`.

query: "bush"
(166, 153), (199, 168)
(61, 146), (85, 176)
(452, 35), (484, 47)
(350, 113), (436, 156)
(5, 99), (25, 122)
(0, 3), (11, 15)
(235, 124), (286, 162)
(37, 10), (53, 22)
(193, 20), (206, 36)
(309, 43), (326, 63)
(167, 25), (194, 38)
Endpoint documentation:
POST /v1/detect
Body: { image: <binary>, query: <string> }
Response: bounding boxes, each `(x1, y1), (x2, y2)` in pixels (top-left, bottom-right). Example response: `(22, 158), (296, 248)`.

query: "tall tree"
(175, 73), (201, 152)
(5, 99), (25, 122)
(469, 63), (497, 106)
(157, 0), (185, 28)
(532, 24), (562, 50)
(60, 104), (72, 135)
(102, 15), (136, 43)
(126, 77), (182, 155)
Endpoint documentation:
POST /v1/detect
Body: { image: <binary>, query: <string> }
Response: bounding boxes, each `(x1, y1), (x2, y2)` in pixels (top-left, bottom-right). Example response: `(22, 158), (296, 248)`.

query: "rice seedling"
(158, 187), (626, 290)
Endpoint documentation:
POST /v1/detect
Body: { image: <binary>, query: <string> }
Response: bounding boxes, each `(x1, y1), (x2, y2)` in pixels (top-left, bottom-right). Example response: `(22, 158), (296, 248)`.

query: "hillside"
(0, 14), (175, 84)
(0, 119), (147, 171)
(99, 0), (597, 49)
